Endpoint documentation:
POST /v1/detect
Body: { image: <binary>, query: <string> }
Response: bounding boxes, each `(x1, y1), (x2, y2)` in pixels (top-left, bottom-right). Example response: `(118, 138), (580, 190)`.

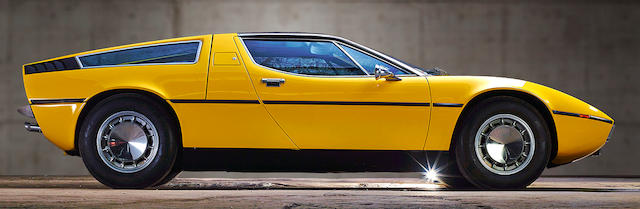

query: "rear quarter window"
(78, 41), (201, 67)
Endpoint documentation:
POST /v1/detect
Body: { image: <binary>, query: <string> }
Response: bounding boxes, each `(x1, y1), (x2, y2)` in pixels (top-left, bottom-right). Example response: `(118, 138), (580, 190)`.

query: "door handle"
(261, 78), (285, 87)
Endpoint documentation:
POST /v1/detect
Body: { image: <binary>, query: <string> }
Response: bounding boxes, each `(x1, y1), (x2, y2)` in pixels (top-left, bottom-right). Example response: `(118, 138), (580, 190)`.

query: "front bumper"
(592, 125), (615, 156)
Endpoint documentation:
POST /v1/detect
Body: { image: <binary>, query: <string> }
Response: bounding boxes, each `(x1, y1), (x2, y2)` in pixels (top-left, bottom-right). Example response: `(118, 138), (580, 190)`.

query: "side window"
(79, 41), (200, 67)
(339, 44), (408, 75)
(243, 40), (365, 76)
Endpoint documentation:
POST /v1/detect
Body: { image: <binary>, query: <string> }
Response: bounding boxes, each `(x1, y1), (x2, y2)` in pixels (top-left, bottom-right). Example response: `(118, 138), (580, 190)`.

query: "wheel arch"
(449, 89), (558, 165)
(69, 89), (183, 157)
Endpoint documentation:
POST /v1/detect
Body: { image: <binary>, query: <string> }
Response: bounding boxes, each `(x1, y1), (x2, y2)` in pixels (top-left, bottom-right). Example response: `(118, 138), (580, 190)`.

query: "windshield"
(380, 53), (431, 74)
(381, 53), (447, 75)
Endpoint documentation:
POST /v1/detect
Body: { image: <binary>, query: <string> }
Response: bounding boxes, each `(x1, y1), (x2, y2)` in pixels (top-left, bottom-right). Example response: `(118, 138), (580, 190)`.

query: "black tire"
(78, 93), (178, 189)
(453, 96), (551, 190)
(436, 154), (476, 189)
(152, 161), (182, 187)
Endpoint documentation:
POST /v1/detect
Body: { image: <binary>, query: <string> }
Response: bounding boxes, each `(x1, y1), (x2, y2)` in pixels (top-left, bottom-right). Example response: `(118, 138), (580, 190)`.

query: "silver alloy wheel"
(96, 111), (159, 173)
(474, 114), (535, 175)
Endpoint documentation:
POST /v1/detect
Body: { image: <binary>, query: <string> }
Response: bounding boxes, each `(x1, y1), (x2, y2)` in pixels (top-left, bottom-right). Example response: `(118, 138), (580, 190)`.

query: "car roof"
(238, 32), (348, 41)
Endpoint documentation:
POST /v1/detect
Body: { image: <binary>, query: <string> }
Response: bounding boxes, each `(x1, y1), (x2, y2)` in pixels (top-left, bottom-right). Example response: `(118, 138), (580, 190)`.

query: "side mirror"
(374, 65), (401, 81)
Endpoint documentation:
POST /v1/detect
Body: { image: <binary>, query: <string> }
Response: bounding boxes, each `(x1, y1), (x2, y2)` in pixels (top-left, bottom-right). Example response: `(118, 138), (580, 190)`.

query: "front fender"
(425, 76), (614, 165)
(523, 82), (613, 164)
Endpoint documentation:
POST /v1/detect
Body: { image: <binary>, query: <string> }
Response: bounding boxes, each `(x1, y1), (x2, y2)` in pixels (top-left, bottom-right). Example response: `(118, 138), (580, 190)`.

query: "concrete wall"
(0, 0), (638, 176)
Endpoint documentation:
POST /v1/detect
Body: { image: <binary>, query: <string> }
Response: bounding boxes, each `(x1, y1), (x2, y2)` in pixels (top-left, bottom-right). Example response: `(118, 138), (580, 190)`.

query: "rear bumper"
(18, 105), (41, 133)
(24, 122), (41, 133)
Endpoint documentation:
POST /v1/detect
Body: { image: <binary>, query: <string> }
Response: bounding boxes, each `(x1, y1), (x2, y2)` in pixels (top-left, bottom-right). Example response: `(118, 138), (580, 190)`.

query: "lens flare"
(425, 170), (438, 180)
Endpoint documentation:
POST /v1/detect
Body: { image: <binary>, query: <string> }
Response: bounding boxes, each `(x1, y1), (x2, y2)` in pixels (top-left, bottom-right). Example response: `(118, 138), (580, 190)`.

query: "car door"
(236, 37), (431, 150)
(176, 34), (298, 149)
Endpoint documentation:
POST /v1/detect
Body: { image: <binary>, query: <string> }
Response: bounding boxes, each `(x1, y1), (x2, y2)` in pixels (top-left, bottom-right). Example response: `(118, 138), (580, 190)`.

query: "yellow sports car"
(19, 33), (614, 189)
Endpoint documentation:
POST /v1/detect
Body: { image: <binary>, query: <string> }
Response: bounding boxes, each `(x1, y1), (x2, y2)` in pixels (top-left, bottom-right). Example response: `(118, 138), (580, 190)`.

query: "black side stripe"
(262, 100), (430, 106)
(170, 99), (464, 107)
(31, 98), (85, 104)
(552, 110), (580, 117)
(170, 99), (260, 104)
(432, 103), (464, 107)
(552, 110), (613, 124)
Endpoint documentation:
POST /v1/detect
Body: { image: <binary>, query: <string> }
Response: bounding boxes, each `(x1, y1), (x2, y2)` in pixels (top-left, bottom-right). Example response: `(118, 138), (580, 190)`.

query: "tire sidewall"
(79, 94), (177, 188)
(455, 97), (551, 189)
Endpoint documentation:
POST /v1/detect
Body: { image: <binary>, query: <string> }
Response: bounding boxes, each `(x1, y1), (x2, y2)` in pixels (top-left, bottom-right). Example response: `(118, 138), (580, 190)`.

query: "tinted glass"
(79, 42), (200, 67)
(244, 40), (365, 76)
(339, 44), (408, 75)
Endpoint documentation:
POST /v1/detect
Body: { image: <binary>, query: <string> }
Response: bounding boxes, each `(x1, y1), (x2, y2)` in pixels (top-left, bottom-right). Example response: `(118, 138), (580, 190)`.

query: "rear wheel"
(453, 96), (551, 190)
(152, 161), (182, 186)
(79, 94), (178, 189)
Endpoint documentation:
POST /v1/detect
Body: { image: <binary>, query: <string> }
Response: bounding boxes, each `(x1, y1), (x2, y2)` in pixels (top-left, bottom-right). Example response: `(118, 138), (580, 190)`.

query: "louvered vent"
(24, 57), (80, 74)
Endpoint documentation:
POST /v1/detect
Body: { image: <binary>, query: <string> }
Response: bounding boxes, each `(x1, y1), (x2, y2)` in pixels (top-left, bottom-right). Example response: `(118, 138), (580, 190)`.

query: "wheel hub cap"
(108, 121), (148, 161)
(486, 125), (524, 164)
(96, 111), (159, 173)
(474, 114), (535, 175)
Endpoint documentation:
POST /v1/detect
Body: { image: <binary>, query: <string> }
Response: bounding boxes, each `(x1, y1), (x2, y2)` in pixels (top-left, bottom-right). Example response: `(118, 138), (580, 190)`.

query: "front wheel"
(79, 94), (178, 189)
(453, 96), (551, 190)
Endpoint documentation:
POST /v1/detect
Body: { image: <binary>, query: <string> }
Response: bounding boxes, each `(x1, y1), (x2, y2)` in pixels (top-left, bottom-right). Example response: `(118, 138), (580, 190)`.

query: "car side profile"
(19, 33), (614, 189)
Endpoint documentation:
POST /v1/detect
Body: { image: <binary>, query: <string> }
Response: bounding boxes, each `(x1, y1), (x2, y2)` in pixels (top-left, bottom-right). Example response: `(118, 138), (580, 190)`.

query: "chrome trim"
(261, 78), (285, 83)
(374, 65), (402, 81)
(74, 55), (84, 69)
(261, 78), (286, 87)
(334, 41), (413, 76)
(238, 33), (426, 76)
(589, 115), (614, 124)
(24, 122), (41, 133)
(75, 40), (203, 69)
(333, 41), (370, 75)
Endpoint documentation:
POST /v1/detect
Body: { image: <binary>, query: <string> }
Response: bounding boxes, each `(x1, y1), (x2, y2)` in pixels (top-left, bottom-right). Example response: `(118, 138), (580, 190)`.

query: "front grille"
(24, 57), (80, 74)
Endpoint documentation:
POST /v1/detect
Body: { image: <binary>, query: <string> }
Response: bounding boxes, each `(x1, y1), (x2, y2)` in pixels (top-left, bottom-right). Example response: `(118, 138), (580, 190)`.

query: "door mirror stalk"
(374, 65), (401, 81)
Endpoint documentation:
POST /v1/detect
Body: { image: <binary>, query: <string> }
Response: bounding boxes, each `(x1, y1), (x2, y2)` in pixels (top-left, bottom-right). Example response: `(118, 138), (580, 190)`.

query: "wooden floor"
(0, 176), (638, 208)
